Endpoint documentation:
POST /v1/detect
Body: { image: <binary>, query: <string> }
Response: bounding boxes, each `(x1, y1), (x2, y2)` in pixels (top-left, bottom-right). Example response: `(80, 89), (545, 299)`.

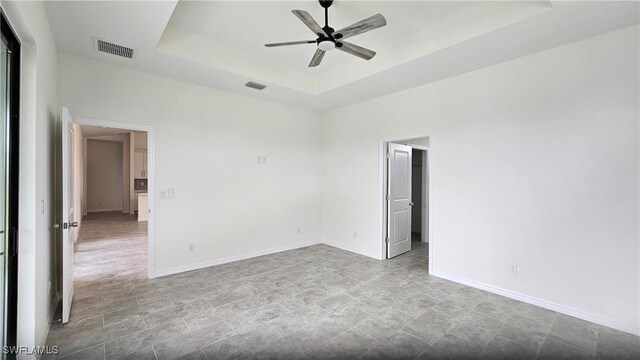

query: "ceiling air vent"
(94, 38), (136, 59)
(245, 81), (267, 90)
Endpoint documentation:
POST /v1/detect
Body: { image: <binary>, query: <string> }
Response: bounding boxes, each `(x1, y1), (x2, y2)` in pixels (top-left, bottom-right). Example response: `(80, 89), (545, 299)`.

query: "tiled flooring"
(46, 214), (639, 359)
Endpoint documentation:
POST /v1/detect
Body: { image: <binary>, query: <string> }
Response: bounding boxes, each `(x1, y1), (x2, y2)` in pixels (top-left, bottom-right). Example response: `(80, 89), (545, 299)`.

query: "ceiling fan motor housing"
(316, 25), (340, 50)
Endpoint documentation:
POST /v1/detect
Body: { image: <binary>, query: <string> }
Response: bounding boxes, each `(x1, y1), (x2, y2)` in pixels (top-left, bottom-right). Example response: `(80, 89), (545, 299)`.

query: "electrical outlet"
(188, 243), (196, 252)
(160, 190), (167, 200)
(297, 227), (301, 235)
(256, 156), (262, 164)
(509, 263), (518, 275)
(353, 231), (357, 238)
(262, 156), (268, 164)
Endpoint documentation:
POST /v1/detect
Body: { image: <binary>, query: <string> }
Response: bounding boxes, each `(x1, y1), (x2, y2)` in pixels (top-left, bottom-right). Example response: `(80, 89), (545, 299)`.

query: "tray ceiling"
(45, 1), (640, 111)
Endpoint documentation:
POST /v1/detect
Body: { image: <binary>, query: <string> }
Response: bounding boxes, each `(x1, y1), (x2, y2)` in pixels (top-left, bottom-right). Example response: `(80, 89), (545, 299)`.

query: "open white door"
(60, 107), (77, 323)
(387, 143), (412, 258)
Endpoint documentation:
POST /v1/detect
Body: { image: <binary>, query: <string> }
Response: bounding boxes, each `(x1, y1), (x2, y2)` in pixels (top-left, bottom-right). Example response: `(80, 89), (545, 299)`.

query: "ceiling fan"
(265, 0), (387, 67)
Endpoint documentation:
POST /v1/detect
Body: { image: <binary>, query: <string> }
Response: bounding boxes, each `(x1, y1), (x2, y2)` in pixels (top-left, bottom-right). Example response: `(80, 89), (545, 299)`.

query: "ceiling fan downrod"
(320, 0), (333, 35)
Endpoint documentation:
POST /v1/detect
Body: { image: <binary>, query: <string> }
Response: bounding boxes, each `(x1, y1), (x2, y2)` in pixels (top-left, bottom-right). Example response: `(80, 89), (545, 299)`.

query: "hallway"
(69, 212), (148, 320)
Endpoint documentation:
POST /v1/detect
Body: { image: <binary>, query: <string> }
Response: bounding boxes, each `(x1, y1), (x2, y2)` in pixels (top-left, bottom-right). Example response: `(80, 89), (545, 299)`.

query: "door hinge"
(385, 236), (389, 244)
(385, 194), (390, 201)
(386, 152), (391, 159)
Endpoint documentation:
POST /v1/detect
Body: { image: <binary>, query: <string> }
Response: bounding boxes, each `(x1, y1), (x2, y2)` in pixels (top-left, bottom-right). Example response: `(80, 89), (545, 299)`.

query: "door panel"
(387, 143), (412, 258)
(393, 151), (409, 199)
(61, 107), (75, 323)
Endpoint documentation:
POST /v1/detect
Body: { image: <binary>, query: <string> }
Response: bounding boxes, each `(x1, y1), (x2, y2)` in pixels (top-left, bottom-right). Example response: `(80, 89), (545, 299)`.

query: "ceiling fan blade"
(265, 40), (316, 47)
(292, 10), (328, 37)
(308, 48), (326, 67)
(333, 13), (386, 40)
(337, 41), (376, 60)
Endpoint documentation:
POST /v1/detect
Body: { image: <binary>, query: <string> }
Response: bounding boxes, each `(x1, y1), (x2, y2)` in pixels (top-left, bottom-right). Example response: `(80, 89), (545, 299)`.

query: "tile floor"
(45, 213), (639, 359)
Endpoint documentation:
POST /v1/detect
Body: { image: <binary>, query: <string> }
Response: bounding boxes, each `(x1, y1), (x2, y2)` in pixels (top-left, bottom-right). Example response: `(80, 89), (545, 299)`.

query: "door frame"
(380, 135), (434, 273)
(73, 115), (157, 278)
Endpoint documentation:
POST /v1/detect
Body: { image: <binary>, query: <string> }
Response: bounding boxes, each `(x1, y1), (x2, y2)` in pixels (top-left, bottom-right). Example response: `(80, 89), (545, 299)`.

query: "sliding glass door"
(0, 35), (8, 353)
(0, 11), (19, 351)
(0, 34), (7, 353)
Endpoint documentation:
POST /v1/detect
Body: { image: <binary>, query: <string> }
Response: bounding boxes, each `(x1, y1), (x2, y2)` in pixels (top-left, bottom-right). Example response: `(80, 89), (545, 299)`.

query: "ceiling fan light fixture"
(318, 40), (335, 51)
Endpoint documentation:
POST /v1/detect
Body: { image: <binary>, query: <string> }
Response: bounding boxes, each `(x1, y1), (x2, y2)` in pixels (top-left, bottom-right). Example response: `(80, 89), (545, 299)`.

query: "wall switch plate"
(160, 190), (167, 200)
(168, 188), (174, 199)
(188, 243), (195, 252)
(262, 156), (268, 164)
(256, 156), (262, 164)
(509, 263), (518, 275)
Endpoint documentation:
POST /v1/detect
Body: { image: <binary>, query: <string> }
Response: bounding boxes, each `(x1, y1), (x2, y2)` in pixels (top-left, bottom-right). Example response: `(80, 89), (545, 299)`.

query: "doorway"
(57, 109), (155, 323)
(411, 148), (428, 245)
(383, 136), (431, 265)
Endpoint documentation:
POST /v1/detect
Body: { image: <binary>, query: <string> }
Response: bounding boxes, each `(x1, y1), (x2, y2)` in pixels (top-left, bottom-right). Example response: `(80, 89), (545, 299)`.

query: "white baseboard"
(431, 270), (640, 336)
(321, 239), (380, 260)
(87, 208), (123, 213)
(154, 240), (321, 278)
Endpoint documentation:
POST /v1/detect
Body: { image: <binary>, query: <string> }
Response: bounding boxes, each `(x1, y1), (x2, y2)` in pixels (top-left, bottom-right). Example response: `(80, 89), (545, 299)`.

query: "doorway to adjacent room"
(56, 109), (155, 323)
(382, 136), (431, 269)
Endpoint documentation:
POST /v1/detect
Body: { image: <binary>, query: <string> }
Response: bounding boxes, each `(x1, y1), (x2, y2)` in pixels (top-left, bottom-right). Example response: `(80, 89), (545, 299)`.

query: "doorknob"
(54, 222), (78, 229)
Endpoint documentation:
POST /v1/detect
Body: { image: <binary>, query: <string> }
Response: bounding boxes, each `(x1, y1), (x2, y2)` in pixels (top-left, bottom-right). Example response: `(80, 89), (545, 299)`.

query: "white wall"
(322, 26), (639, 333)
(58, 53), (323, 273)
(0, 0), (58, 349)
(86, 139), (124, 212)
(83, 134), (131, 213)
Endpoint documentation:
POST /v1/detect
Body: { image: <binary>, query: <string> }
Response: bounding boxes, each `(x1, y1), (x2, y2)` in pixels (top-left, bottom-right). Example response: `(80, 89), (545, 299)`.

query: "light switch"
(160, 190), (167, 200)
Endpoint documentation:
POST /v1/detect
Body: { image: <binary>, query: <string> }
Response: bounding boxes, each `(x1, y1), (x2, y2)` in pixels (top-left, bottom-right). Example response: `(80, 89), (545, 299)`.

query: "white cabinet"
(137, 193), (148, 222)
(134, 150), (148, 179)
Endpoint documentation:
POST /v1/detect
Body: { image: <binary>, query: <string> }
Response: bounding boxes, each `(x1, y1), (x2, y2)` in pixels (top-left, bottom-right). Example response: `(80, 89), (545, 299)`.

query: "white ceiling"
(161, 1), (551, 93)
(45, 1), (640, 111)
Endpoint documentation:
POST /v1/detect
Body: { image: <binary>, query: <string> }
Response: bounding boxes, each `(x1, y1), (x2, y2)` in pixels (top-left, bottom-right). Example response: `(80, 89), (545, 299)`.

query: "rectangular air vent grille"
(95, 38), (135, 59)
(245, 81), (267, 90)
